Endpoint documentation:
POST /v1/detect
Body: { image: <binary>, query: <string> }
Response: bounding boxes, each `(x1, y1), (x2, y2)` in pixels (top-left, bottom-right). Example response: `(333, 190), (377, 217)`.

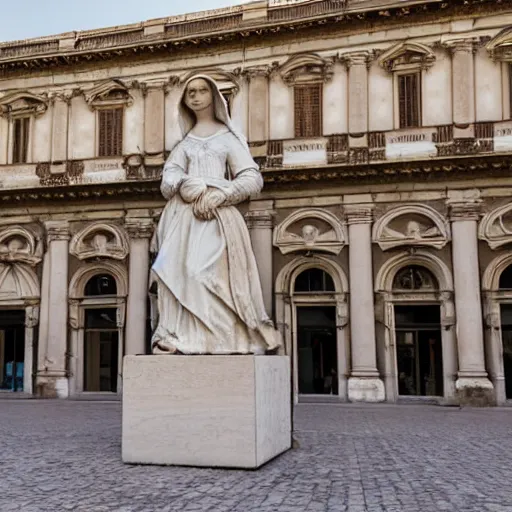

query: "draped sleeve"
(160, 143), (187, 200)
(223, 134), (263, 206)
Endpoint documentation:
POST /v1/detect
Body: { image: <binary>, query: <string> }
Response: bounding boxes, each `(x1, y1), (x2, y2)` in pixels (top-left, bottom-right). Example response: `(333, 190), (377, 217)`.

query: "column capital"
(447, 200), (482, 222)
(125, 219), (154, 239)
(244, 210), (276, 230)
(343, 51), (372, 68)
(442, 38), (478, 55)
(243, 65), (273, 81)
(345, 205), (374, 225)
(45, 220), (70, 242)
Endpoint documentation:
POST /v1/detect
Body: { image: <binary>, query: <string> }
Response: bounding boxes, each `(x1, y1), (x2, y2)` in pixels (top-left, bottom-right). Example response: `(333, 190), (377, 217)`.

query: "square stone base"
(122, 355), (291, 469)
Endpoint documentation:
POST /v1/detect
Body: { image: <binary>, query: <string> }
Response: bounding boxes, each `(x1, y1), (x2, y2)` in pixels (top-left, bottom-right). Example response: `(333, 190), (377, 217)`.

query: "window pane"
(294, 268), (335, 292)
(98, 108), (123, 157)
(294, 84), (322, 138)
(399, 73), (420, 129)
(84, 274), (117, 296)
(12, 117), (29, 164)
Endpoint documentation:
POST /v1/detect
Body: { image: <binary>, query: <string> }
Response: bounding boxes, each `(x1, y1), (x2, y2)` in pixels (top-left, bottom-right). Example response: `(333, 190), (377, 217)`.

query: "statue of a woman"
(150, 75), (282, 355)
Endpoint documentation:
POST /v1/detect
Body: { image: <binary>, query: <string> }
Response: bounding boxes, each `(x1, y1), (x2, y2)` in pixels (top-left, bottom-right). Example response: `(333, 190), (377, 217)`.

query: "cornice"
(1, 153), (512, 206)
(0, 0), (510, 74)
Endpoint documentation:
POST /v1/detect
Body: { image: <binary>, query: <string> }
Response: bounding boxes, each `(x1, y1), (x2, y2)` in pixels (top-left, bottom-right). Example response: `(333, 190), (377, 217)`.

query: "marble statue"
(150, 75), (282, 355)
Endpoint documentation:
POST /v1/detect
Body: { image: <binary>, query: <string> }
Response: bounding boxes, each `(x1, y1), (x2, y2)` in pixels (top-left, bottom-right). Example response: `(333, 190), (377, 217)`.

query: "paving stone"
(1, 401), (512, 511)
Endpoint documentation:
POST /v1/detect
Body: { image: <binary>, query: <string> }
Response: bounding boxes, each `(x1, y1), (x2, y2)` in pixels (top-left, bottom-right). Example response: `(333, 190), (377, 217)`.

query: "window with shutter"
(509, 63), (512, 119)
(398, 73), (421, 129)
(294, 83), (323, 138)
(98, 108), (123, 157)
(12, 117), (30, 164)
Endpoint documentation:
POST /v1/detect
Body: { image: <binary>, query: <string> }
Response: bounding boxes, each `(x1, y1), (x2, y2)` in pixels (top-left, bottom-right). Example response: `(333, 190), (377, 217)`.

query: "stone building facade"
(1, 0), (512, 405)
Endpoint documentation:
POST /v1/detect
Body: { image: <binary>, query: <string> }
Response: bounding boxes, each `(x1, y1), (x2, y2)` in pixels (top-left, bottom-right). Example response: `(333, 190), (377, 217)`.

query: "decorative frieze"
(0, 226), (43, 266)
(125, 219), (154, 239)
(36, 161), (84, 187)
(479, 203), (512, 249)
(282, 138), (328, 166)
(70, 222), (129, 260)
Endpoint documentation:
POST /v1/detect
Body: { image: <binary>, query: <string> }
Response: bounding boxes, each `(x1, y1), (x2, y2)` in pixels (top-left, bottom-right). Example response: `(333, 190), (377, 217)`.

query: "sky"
(1, 0), (252, 43)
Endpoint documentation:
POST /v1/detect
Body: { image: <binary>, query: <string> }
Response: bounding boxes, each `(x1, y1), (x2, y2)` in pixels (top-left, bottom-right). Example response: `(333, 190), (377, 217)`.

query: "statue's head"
(182, 77), (214, 117)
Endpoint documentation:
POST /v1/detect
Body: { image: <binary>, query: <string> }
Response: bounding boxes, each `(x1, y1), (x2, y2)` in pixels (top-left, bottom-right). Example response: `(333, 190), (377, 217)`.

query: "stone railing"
(0, 120), (511, 193)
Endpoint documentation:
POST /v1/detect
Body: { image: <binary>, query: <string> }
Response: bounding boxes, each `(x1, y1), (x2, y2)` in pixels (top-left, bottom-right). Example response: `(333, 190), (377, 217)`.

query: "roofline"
(0, 0), (508, 73)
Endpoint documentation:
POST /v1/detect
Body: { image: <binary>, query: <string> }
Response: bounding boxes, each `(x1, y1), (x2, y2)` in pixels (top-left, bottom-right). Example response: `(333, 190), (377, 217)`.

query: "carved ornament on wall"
(378, 41), (436, 72)
(479, 203), (512, 249)
(70, 222), (129, 261)
(373, 204), (450, 251)
(274, 208), (346, 255)
(0, 226), (42, 266)
(278, 53), (334, 86)
(82, 79), (133, 109)
(0, 91), (48, 118)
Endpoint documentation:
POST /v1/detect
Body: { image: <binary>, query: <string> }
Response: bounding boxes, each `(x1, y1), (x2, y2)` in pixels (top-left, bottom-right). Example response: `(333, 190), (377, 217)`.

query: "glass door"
(0, 325), (25, 392)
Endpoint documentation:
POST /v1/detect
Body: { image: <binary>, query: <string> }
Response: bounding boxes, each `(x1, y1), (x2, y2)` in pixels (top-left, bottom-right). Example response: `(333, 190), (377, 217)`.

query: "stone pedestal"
(122, 355), (291, 469)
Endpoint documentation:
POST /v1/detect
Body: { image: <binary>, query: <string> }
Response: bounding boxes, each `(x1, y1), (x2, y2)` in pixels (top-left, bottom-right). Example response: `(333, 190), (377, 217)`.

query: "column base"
(35, 374), (69, 398)
(455, 377), (495, 407)
(348, 376), (385, 403)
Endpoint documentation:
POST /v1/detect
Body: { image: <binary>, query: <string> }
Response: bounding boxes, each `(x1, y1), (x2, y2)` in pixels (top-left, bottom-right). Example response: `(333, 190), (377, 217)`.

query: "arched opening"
(294, 268), (338, 396)
(83, 272), (119, 393)
(499, 264), (512, 399)
(392, 265), (443, 398)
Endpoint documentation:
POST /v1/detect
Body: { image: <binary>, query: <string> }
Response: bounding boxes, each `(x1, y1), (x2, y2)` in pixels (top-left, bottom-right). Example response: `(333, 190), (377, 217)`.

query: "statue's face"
(184, 78), (213, 113)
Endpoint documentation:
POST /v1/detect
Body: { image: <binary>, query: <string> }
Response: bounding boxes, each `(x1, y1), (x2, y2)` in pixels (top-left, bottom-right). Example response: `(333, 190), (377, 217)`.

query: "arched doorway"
(375, 250), (457, 403)
(498, 264), (512, 400)
(275, 256), (349, 402)
(392, 266), (443, 397)
(294, 268), (338, 395)
(68, 262), (127, 396)
(83, 274), (119, 393)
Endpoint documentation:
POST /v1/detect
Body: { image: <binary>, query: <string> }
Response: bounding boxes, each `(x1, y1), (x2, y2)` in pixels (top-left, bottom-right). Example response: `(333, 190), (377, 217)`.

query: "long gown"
(151, 129), (281, 354)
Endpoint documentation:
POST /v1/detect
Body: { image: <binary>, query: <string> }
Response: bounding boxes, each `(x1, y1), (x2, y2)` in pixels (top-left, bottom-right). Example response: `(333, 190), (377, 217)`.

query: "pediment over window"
(180, 69), (240, 94)
(70, 223), (129, 261)
(373, 204), (449, 251)
(378, 42), (436, 72)
(0, 226), (42, 266)
(274, 208), (346, 255)
(0, 91), (48, 118)
(278, 53), (333, 86)
(486, 27), (512, 61)
(479, 203), (512, 249)
(83, 80), (133, 109)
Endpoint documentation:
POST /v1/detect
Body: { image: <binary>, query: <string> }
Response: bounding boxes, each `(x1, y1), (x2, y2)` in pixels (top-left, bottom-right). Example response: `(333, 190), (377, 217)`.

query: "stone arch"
(278, 53), (333, 85)
(482, 253), (512, 292)
(375, 250), (453, 292)
(373, 204), (450, 251)
(479, 203), (512, 250)
(274, 208), (346, 255)
(276, 255), (348, 295)
(378, 41), (436, 72)
(486, 27), (512, 60)
(69, 261), (128, 299)
(0, 263), (40, 301)
(70, 222), (129, 261)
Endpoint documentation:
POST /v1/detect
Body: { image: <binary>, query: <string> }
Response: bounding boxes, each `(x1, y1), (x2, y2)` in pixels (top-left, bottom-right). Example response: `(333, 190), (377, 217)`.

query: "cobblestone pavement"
(1, 400), (512, 512)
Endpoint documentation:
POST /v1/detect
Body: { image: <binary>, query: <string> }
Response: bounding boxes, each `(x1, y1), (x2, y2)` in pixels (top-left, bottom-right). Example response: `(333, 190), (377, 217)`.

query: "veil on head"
(176, 74), (249, 151)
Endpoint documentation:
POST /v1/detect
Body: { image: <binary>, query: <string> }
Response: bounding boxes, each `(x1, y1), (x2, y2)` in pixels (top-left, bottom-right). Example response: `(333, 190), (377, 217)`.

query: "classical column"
(50, 94), (70, 162)
(143, 81), (166, 159)
(446, 39), (476, 126)
(346, 204), (385, 402)
(23, 304), (39, 395)
(125, 217), (153, 356)
(346, 53), (369, 135)
(448, 200), (494, 405)
(246, 67), (269, 143)
(36, 221), (70, 398)
(245, 201), (275, 317)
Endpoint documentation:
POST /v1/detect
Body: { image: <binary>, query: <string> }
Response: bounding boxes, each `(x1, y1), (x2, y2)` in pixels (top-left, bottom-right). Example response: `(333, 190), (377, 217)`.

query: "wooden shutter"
(294, 83), (322, 138)
(12, 117), (29, 164)
(398, 73), (421, 129)
(98, 108), (123, 157)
